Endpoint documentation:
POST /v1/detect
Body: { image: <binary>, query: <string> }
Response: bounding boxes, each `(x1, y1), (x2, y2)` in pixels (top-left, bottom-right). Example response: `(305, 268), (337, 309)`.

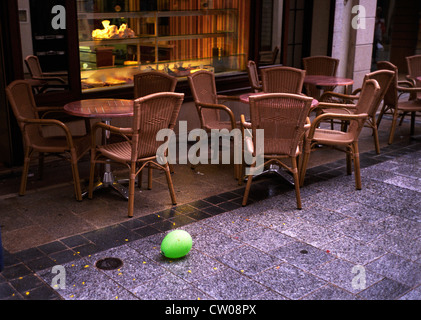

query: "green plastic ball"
(160, 230), (193, 259)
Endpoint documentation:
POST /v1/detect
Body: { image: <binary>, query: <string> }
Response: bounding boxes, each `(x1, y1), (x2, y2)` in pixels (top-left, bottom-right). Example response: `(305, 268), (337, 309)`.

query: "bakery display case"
(77, 0), (250, 92)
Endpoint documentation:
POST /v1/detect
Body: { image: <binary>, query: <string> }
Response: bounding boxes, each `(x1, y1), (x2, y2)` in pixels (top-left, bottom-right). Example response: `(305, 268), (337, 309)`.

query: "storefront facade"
(1, 0), (420, 167)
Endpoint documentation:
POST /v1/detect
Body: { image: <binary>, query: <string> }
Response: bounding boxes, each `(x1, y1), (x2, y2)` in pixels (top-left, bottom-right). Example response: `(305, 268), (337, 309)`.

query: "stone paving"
(1, 138), (419, 301)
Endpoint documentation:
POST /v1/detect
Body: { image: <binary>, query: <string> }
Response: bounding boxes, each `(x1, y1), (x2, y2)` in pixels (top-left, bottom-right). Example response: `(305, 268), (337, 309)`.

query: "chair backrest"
(5, 80), (43, 147)
(247, 61), (262, 93)
(376, 61), (399, 107)
(303, 56), (339, 97)
(187, 70), (220, 127)
(406, 54), (421, 80)
(249, 93), (313, 157)
(303, 56), (339, 76)
(261, 66), (306, 94)
(363, 69), (395, 117)
(25, 55), (43, 78)
(133, 71), (177, 98)
(132, 92), (184, 159)
(270, 46), (280, 65)
(348, 79), (380, 137)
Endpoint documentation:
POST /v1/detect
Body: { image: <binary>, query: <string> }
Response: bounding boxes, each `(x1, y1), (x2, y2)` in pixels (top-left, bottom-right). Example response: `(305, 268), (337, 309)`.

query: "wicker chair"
(88, 92), (184, 218)
(6, 80), (90, 201)
(318, 69), (395, 154)
(406, 55), (421, 90)
(376, 61), (421, 144)
(24, 55), (67, 93)
(241, 93), (313, 209)
(187, 70), (240, 180)
(299, 79), (381, 190)
(133, 71), (177, 98)
(303, 56), (339, 98)
(261, 66), (306, 94)
(259, 46), (279, 66)
(247, 61), (263, 93)
(133, 70), (178, 178)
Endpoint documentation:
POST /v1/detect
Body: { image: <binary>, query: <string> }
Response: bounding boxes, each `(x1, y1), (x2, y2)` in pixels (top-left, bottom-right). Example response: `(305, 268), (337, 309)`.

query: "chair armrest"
(307, 113), (368, 139)
(396, 85), (421, 93)
(36, 106), (66, 119)
(240, 114), (251, 129)
(198, 102), (237, 129)
(33, 76), (66, 84)
(22, 118), (74, 148)
(92, 122), (133, 135)
(91, 122), (134, 148)
(313, 102), (356, 113)
(320, 91), (360, 103)
(43, 71), (67, 77)
(217, 94), (241, 102)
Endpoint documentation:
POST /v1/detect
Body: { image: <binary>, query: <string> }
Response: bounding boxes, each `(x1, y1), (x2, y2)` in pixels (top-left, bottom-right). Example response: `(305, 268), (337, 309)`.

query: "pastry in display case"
(77, 0), (250, 92)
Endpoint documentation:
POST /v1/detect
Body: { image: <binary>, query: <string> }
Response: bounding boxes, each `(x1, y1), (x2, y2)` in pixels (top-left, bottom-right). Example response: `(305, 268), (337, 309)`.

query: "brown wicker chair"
(261, 66), (306, 94)
(376, 61), (421, 144)
(5, 80), (90, 201)
(241, 93), (314, 209)
(88, 92), (184, 218)
(318, 69), (395, 154)
(259, 46), (279, 66)
(133, 71), (177, 98)
(24, 55), (67, 93)
(406, 55), (421, 91)
(247, 61), (263, 93)
(299, 79), (381, 190)
(303, 56), (339, 98)
(187, 70), (240, 180)
(133, 70), (178, 178)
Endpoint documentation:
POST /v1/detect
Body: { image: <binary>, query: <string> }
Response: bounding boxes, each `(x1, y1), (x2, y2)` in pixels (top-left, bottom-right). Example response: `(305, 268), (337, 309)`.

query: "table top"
(239, 92), (319, 107)
(304, 75), (354, 86)
(64, 99), (133, 118)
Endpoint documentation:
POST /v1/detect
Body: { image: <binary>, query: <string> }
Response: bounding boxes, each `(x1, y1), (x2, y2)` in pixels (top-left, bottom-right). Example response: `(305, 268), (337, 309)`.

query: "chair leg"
(291, 157), (302, 210)
(20, 148), (32, 196)
(299, 148), (311, 187)
(164, 163), (177, 205)
(388, 109), (399, 145)
(376, 104), (387, 128)
(346, 150), (352, 175)
(137, 171), (143, 189)
(70, 150), (83, 201)
(352, 142), (362, 190)
(371, 117), (381, 154)
(127, 164), (136, 218)
(242, 164), (255, 206)
(148, 164), (153, 190)
(88, 152), (96, 199)
(410, 112), (416, 136)
(399, 112), (407, 126)
(38, 152), (44, 180)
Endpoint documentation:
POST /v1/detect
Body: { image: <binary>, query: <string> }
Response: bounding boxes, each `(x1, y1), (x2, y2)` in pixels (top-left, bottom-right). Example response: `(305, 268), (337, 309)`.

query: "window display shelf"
(77, 1), (248, 92)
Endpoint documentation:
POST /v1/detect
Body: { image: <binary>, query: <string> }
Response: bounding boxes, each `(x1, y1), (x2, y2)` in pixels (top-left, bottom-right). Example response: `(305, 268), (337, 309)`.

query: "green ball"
(161, 230), (193, 259)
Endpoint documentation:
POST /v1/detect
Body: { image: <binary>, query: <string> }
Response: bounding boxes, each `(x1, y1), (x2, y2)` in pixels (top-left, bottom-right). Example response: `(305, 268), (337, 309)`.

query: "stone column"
(332, 0), (377, 91)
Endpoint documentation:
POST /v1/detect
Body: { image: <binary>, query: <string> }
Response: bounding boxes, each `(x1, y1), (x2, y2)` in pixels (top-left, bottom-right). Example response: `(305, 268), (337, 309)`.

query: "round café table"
(64, 99), (134, 200)
(304, 75), (354, 98)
